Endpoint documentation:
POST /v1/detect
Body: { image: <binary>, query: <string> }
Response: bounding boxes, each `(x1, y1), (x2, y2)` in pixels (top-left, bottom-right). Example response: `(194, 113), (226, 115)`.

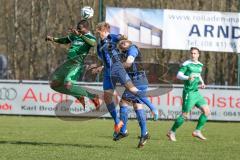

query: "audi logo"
(0, 88), (17, 100)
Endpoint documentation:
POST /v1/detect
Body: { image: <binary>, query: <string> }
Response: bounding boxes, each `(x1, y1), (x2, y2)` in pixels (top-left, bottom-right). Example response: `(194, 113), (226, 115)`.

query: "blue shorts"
(122, 72), (148, 104)
(103, 61), (131, 90)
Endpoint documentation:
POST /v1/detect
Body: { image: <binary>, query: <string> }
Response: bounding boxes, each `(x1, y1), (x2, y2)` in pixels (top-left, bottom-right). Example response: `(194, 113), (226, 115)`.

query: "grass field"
(0, 116), (239, 160)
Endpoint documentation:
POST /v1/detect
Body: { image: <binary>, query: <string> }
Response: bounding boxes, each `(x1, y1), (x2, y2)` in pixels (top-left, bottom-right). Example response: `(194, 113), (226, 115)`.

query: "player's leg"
(196, 106), (210, 130)
(133, 74), (158, 120)
(124, 81), (158, 115)
(167, 112), (188, 141)
(113, 98), (130, 141)
(113, 74), (149, 141)
(68, 65), (86, 108)
(119, 99), (130, 134)
(167, 91), (196, 141)
(104, 89), (123, 135)
(114, 65), (157, 114)
(63, 63), (100, 109)
(49, 60), (95, 99)
(134, 103), (149, 148)
(49, 62), (74, 96)
(193, 93), (210, 140)
(64, 64), (95, 98)
(103, 76), (123, 135)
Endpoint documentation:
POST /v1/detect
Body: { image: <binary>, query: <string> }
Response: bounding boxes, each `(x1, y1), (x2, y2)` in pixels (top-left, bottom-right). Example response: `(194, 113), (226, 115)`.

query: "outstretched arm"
(46, 35), (71, 44)
(81, 35), (96, 47)
(70, 29), (96, 47)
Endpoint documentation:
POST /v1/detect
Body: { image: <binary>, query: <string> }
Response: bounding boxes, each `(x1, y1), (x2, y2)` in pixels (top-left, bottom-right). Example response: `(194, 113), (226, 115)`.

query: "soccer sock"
(51, 85), (72, 96)
(135, 109), (147, 137)
(171, 115), (185, 132)
(140, 97), (157, 112)
(52, 84), (95, 99)
(196, 114), (208, 130)
(107, 102), (119, 125)
(120, 106), (128, 133)
(135, 91), (157, 112)
(69, 84), (95, 99)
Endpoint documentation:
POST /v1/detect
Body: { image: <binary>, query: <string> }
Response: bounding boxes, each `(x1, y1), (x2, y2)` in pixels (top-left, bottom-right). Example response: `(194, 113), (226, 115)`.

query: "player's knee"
(125, 82), (138, 93)
(181, 112), (189, 119)
(133, 105), (143, 110)
(103, 94), (112, 104)
(203, 107), (210, 116)
(119, 98), (130, 106)
(119, 100), (124, 106)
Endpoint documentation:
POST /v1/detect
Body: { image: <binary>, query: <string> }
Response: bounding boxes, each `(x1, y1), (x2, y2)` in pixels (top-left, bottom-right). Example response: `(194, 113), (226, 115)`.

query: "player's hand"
(45, 35), (54, 41)
(201, 83), (206, 89)
(188, 75), (195, 81)
(68, 27), (74, 33)
(70, 28), (82, 36)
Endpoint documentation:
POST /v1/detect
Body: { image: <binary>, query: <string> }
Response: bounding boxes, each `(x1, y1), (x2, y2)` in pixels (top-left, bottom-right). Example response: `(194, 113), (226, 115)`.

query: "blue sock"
(120, 106), (128, 133)
(135, 109), (147, 137)
(140, 97), (157, 112)
(107, 102), (119, 125)
(136, 91), (156, 112)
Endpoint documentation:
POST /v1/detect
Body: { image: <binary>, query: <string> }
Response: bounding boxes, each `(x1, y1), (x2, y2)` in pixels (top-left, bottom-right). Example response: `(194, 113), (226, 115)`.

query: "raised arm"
(81, 34), (96, 47)
(46, 35), (71, 44)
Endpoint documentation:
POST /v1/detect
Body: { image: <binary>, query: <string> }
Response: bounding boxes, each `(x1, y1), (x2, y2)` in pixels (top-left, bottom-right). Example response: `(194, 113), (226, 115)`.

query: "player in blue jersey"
(95, 22), (158, 138)
(113, 39), (155, 148)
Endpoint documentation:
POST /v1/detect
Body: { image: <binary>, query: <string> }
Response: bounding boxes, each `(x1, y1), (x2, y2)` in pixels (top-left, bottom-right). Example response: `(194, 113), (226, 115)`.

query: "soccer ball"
(81, 6), (94, 19)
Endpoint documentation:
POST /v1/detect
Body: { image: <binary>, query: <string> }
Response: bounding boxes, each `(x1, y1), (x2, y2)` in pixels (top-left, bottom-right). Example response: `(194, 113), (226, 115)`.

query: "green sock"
(52, 84), (95, 99)
(196, 114), (208, 130)
(70, 84), (95, 99)
(171, 115), (185, 132)
(52, 85), (72, 95)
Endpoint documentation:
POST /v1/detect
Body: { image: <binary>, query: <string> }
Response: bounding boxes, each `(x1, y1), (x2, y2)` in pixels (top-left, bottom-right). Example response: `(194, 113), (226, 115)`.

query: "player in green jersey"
(46, 20), (100, 110)
(167, 47), (210, 141)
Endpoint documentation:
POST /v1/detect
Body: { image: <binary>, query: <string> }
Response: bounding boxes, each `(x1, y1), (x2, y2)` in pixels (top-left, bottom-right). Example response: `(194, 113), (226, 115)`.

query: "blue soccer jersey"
(97, 34), (131, 90)
(97, 34), (122, 76)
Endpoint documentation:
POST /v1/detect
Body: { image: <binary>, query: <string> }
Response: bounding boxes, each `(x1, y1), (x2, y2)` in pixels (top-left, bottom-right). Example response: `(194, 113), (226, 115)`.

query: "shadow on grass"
(0, 140), (113, 149)
(98, 134), (159, 141)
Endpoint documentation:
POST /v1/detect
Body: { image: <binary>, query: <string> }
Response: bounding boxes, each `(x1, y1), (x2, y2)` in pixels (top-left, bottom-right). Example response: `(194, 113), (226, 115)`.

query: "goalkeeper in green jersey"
(46, 20), (100, 110)
(167, 47), (210, 141)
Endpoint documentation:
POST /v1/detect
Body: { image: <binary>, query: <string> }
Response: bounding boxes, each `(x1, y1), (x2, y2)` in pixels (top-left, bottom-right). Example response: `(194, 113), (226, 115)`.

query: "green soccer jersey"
(54, 32), (96, 63)
(179, 60), (203, 92)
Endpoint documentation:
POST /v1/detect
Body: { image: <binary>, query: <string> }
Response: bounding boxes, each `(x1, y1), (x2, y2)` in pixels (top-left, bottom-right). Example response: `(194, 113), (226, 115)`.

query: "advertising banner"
(0, 81), (240, 121)
(106, 7), (240, 53)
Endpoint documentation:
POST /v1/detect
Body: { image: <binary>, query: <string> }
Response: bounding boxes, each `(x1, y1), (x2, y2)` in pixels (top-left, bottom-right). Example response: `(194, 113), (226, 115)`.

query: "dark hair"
(190, 47), (200, 54)
(77, 20), (89, 30)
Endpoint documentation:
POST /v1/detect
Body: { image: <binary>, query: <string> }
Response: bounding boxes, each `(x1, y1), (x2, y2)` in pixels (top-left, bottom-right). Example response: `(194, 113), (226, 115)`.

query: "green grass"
(0, 116), (239, 160)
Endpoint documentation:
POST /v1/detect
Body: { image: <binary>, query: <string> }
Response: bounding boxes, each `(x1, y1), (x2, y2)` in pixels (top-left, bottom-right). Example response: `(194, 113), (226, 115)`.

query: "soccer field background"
(0, 116), (239, 160)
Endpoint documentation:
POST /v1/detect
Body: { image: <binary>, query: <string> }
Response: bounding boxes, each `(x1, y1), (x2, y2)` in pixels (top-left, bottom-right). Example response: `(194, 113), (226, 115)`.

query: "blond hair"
(96, 22), (110, 32)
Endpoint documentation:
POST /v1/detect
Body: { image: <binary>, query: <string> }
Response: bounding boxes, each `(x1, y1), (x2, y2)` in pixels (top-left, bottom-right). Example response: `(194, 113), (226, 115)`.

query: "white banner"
(106, 7), (240, 53)
(0, 81), (240, 121)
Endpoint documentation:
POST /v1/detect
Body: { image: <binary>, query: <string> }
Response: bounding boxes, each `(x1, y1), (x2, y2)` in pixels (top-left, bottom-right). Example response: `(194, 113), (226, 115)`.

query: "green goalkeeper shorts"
(182, 90), (207, 113)
(50, 59), (83, 84)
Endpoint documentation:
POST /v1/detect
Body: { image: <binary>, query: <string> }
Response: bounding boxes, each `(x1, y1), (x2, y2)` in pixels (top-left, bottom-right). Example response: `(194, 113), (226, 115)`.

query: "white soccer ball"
(81, 6), (94, 19)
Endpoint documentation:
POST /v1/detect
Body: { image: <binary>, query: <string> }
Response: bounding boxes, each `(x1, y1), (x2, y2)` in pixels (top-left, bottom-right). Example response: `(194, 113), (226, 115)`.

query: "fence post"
(98, 0), (103, 22)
